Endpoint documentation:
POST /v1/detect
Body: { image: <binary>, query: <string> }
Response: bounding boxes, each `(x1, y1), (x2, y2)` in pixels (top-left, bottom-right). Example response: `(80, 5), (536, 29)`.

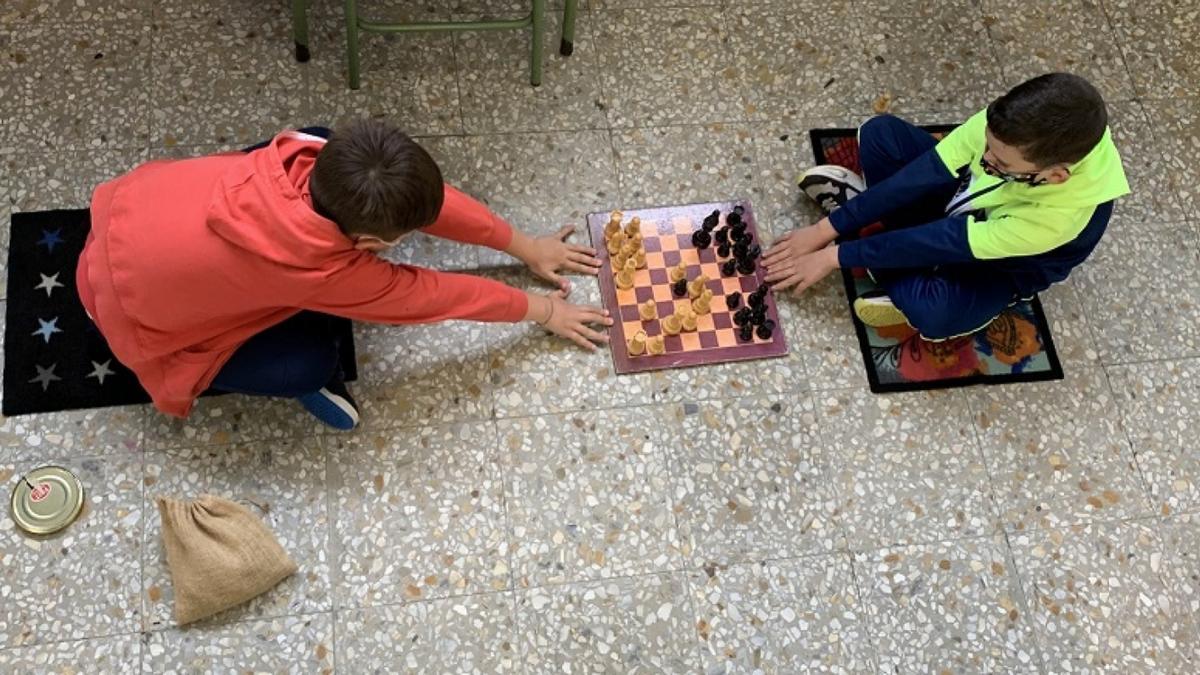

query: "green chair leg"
(345, 0), (362, 90)
(531, 0), (546, 86)
(291, 0), (310, 62)
(560, 0), (578, 56)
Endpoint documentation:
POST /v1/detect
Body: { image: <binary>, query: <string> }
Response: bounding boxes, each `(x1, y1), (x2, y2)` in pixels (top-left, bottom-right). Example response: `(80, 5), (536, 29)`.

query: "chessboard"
(587, 200), (789, 375)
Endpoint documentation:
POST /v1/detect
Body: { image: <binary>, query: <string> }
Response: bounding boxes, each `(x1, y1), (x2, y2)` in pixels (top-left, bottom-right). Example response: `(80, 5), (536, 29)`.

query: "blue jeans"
(209, 126), (344, 397)
(856, 116), (1027, 339)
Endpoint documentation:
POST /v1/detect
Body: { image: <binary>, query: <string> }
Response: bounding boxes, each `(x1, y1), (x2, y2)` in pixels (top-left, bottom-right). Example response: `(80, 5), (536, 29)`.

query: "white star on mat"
(29, 363), (61, 391)
(32, 317), (62, 344)
(87, 359), (115, 385)
(35, 273), (64, 298)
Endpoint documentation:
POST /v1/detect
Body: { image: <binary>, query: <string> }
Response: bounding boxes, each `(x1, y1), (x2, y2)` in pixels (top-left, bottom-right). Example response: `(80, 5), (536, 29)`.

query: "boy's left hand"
(764, 246), (839, 295)
(514, 225), (602, 290)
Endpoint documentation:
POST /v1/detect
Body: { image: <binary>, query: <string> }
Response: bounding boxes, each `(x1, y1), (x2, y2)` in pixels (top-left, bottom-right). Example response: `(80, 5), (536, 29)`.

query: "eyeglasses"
(979, 154), (1045, 185)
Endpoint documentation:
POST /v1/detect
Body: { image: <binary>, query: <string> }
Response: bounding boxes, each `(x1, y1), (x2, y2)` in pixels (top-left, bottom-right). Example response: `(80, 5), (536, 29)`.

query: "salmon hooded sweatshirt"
(77, 130), (528, 418)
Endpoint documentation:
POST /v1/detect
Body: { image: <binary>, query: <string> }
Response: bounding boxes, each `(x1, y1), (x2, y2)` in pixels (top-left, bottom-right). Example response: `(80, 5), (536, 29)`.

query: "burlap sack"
(157, 495), (298, 625)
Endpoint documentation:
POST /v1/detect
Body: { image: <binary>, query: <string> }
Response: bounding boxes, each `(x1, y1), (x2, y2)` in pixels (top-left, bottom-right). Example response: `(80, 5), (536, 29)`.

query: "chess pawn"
(612, 252), (628, 273)
(688, 274), (710, 299)
(633, 249), (647, 269)
(668, 260), (688, 283)
(628, 330), (647, 356)
(638, 299), (657, 322)
(680, 311), (698, 332)
(620, 239), (639, 259)
(615, 268), (636, 290)
(627, 229), (644, 250)
(647, 334), (666, 355)
(692, 288), (714, 315)
(623, 216), (642, 239)
(606, 231), (626, 256)
(608, 210), (623, 227)
(661, 313), (683, 336)
(622, 258), (637, 275)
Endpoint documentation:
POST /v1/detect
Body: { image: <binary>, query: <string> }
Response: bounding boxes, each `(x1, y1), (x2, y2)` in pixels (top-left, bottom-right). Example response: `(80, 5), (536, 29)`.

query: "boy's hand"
(508, 226), (602, 291)
(529, 289), (613, 351)
(764, 246), (840, 296)
(763, 218), (838, 270)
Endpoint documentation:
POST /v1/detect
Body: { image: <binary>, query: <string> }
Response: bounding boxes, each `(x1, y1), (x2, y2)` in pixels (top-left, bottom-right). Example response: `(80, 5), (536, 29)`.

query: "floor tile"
(142, 439), (330, 630)
(330, 421), (511, 607)
(0, 0), (148, 23)
(514, 572), (702, 672)
(456, 11), (607, 134)
(149, 16), (308, 147)
(688, 554), (873, 673)
(498, 406), (682, 588)
(779, 276), (867, 391)
(1141, 96), (1200, 219)
(1107, 100), (1187, 226)
(724, 3), (875, 123)
(1106, 0), (1200, 99)
(1073, 222), (1200, 363)
(0, 633), (141, 674)
(143, 613), (334, 673)
(423, 130), (620, 268)
(142, 395), (326, 452)
(351, 317), (496, 429)
(306, 10), (464, 137)
(593, 8), (743, 128)
(854, 534), (1041, 673)
(861, 2), (1009, 113)
(1012, 519), (1197, 672)
(1037, 282), (1102, 368)
(379, 230), (480, 272)
(0, 454), (143, 647)
(1108, 360), (1200, 516)
(971, 371), (1152, 533)
(983, 0), (1135, 103)
(0, 405), (147, 462)
(672, 394), (845, 566)
(818, 388), (996, 549)
(337, 593), (518, 673)
(2, 22), (151, 151)
(1158, 513), (1200, 651)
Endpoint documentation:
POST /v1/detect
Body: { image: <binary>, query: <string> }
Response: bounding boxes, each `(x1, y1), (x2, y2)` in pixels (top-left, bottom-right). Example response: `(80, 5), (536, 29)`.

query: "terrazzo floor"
(2, 0), (1198, 672)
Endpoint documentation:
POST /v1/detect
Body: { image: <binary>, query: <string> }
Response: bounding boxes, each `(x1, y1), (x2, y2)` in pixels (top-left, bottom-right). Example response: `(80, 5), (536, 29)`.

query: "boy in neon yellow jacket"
(765, 73), (1130, 339)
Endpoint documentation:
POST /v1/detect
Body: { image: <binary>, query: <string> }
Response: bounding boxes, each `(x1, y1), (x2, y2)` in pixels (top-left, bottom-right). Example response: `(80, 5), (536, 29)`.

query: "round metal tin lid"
(9, 465), (85, 536)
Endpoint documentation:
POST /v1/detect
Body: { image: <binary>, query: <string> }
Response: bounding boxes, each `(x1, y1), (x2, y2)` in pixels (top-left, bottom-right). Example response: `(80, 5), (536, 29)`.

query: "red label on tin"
(29, 482), (52, 502)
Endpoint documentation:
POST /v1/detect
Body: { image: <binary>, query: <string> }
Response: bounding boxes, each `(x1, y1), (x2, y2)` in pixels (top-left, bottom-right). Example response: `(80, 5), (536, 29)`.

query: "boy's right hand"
(763, 218), (839, 270)
(529, 289), (613, 351)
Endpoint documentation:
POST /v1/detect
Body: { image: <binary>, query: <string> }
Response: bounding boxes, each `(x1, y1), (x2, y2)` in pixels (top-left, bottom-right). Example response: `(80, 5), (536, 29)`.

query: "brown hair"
(987, 73), (1108, 167)
(310, 119), (444, 240)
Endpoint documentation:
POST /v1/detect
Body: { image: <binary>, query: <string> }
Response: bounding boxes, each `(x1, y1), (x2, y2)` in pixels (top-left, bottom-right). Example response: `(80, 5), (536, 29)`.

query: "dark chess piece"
(746, 243), (762, 260)
(755, 324), (773, 340)
(738, 322), (754, 341)
(733, 306), (753, 326)
(720, 259), (737, 277)
(736, 258), (756, 275)
(735, 231), (753, 246)
(714, 228), (729, 246)
(726, 292), (742, 310)
(716, 244), (731, 258)
(732, 204), (745, 216)
(691, 229), (712, 248)
(733, 241), (749, 260)
(727, 211), (743, 227)
(672, 278), (688, 297)
(750, 305), (767, 326)
(748, 286), (767, 308)
(761, 318), (776, 332)
(702, 210), (721, 230)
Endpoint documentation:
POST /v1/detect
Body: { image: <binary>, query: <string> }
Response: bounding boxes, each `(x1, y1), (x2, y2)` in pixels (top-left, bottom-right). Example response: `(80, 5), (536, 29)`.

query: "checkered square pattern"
(610, 214), (772, 354)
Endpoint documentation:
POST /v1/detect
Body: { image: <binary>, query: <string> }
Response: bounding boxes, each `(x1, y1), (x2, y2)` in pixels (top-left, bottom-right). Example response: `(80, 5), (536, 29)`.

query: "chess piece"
(604, 218), (622, 241)
(691, 229), (712, 249)
(726, 292), (742, 310)
(702, 210), (720, 230)
(616, 268), (636, 290)
(628, 331), (647, 356)
(688, 275), (710, 299)
(624, 216), (642, 239)
(621, 239), (639, 259)
(680, 311), (698, 331)
(647, 335), (666, 355)
(716, 244), (731, 258)
(714, 228), (729, 246)
(736, 258), (756, 275)
(720, 259), (737, 277)
(755, 324), (773, 340)
(733, 306), (752, 326)
(638, 299), (657, 321)
(738, 323), (754, 341)
(732, 204), (745, 216)
(669, 261), (690, 282)
(691, 289), (713, 315)
(727, 211), (743, 227)
(606, 231), (626, 256)
(661, 313), (683, 336)
(633, 249), (647, 269)
(628, 228), (644, 248)
(612, 252), (628, 272)
(671, 278), (688, 297)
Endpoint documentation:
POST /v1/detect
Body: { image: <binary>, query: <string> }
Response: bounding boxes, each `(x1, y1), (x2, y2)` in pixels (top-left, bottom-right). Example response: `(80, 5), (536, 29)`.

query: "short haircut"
(310, 119), (444, 240)
(986, 73), (1108, 167)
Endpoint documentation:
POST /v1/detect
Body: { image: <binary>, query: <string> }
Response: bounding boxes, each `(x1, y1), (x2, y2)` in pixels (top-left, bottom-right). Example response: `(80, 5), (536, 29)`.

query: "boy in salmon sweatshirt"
(78, 119), (612, 430)
(764, 73), (1129, 339)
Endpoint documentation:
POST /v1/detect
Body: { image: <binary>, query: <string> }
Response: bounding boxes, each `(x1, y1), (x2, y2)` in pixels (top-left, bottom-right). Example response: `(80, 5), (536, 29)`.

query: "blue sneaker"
(297, 377), (360, 430)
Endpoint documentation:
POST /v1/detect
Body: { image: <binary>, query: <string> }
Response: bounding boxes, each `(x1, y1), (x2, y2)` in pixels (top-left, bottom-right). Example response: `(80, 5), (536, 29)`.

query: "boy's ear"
(352, 236), (388, 252)
(1043, 166), (1072, 185)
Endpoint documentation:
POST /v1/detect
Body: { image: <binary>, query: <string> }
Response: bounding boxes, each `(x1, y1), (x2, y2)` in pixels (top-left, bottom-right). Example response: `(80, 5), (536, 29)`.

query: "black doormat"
(810, 125), (1064, 393)
(3, 209), (357, 416)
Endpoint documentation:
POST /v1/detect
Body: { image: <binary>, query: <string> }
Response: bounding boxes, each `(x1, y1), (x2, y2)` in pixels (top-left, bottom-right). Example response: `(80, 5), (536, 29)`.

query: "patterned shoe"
(797, 165), (866, 214)
(853, 294), (908, 328)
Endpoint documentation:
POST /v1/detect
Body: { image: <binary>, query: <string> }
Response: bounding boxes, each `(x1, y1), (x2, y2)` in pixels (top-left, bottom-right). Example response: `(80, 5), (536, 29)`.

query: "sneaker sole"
(299, 387), (361, 430)
(853, 297), (909, 328)
(796, 165), (867, 194)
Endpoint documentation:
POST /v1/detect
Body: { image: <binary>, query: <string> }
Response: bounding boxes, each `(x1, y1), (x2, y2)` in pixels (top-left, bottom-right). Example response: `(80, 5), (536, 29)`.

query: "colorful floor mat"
(809, 125), (1064, 393)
